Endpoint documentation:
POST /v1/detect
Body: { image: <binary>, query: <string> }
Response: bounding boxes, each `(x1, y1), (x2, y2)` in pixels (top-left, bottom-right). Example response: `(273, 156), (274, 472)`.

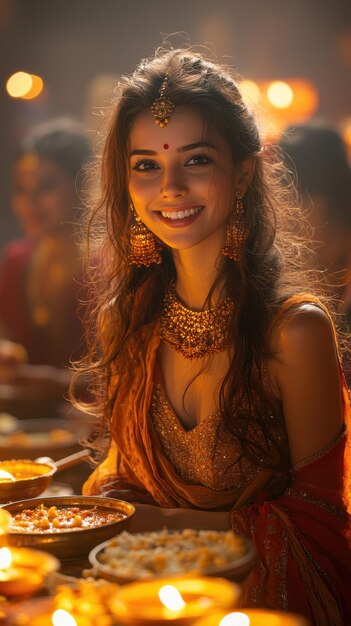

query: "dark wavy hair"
(73, 47), (322, 474)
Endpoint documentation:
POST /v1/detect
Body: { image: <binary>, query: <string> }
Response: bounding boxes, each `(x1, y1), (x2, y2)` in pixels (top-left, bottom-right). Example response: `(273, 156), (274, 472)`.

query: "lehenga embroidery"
(284, 487), (346, 520)
(275, 533), (289, 611)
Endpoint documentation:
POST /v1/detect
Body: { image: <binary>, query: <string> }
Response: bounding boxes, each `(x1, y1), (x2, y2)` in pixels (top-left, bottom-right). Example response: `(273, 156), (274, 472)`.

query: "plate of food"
(89, 527), (256, 584)
(0, 418), (81, 461)
(2, 496), (135, 560)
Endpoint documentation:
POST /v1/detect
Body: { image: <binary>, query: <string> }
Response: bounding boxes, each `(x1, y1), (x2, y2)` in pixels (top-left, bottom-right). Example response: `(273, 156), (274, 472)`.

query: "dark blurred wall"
(1, 0), (350, 249)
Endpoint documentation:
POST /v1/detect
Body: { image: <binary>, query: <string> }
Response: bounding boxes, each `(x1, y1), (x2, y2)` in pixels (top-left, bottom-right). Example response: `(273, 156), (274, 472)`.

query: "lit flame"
(0, 547), (12, 569)
(219, 613), (250, 626)
(0, 469), (15, 482)
(51, 609), (78, 626)
(158, 585), (186, 611)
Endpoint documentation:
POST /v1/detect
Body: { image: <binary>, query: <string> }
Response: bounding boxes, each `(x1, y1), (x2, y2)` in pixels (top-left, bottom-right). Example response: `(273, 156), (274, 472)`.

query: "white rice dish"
(97, 528), (246, 579)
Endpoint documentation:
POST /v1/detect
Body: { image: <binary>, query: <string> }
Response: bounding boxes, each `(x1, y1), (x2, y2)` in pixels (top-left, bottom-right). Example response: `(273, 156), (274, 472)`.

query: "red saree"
(232, 425), (351, 625)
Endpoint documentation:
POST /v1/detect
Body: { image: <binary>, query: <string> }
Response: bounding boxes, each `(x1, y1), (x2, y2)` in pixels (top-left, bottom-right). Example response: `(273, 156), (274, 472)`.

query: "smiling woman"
(72, 48), (351, 626)
(128, 107), (249, 259)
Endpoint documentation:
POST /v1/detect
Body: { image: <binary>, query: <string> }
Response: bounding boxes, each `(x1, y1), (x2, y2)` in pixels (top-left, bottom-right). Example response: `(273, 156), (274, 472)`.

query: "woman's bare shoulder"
(270, 300), (335, 358)
(268, 301), (343, 465)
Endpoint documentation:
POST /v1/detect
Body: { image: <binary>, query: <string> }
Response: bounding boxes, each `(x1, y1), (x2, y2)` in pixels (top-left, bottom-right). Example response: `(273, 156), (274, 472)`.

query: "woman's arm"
(269, 303), (344, 465)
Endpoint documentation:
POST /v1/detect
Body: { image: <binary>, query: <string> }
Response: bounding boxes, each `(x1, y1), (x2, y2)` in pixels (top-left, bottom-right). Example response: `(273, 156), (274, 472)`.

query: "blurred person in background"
(279, 121), (351, 319)
(279, 122), (351, 385)
(0, 118), (91, 415)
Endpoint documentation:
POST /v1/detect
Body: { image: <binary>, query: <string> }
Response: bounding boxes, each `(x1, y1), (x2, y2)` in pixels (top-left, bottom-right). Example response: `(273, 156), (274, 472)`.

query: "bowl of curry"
(2, 495), (135, 560)
(0, 459), (56, 504)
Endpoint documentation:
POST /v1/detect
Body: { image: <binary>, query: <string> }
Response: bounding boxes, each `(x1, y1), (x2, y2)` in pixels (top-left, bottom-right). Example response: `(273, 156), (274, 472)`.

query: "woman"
(0, 118), (91, 408)
(75, 49), (351, 624)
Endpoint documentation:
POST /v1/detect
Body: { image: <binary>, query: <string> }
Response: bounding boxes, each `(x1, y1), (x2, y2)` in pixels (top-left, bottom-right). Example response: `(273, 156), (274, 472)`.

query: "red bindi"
(163, 143), (169, 150)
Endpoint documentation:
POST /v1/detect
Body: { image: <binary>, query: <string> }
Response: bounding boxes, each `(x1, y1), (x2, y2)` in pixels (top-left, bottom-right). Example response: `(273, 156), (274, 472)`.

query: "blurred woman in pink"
(0, 118), (91, 413)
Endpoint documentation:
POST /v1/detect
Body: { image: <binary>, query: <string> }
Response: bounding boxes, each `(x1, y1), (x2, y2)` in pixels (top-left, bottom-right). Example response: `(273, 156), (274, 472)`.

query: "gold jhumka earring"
(150, 76), (175, 127)
(128, 204), (162, 267)
(222, 190), (247, 261)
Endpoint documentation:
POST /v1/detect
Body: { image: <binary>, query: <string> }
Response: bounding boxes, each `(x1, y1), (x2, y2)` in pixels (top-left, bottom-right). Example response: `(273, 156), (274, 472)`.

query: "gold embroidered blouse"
(151, 382), (288, 497)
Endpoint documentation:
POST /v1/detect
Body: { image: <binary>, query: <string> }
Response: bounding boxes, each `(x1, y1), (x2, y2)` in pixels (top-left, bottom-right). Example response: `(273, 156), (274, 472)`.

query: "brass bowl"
(89, 531), (256, 584)
(3, 496), (135, 560)
(0, 460), (56, 504)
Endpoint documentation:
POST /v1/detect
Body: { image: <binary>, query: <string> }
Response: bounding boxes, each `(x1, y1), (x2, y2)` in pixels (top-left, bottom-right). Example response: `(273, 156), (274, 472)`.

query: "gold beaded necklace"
(160, 283), (234, 360)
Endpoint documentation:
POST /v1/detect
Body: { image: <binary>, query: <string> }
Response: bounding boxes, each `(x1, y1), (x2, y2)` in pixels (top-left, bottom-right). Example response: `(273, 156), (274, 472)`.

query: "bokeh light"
(341, 116), (351, 157)
(22, 74), (44, 99)
(6, 71), (44, 99)
(239, 80), (261, 106)
(6, 71), (33, 97)
(266, 81), (294, 109)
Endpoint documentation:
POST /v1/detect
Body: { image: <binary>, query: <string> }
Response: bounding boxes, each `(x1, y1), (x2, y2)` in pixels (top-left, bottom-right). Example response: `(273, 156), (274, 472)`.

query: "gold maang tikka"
(151, 76), (175, 127)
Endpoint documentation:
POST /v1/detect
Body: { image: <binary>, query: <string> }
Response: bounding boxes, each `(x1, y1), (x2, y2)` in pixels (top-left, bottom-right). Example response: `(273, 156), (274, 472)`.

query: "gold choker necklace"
(160, 284), (233, 359)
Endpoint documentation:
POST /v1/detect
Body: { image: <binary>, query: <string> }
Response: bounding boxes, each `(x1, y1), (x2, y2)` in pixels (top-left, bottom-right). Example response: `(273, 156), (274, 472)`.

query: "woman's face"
(128, 106), (243, 257)
(12, 154), (77, 238)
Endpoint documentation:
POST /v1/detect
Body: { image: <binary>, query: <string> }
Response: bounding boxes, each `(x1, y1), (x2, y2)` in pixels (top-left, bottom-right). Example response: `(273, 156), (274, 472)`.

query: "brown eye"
(132, 159), (159, 172)
(185, 154), (212, 166)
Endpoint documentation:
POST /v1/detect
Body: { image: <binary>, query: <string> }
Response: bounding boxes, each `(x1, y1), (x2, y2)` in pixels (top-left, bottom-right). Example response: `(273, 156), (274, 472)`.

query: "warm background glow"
(1, 2), (350, 248)
(239, 77), (320, 141)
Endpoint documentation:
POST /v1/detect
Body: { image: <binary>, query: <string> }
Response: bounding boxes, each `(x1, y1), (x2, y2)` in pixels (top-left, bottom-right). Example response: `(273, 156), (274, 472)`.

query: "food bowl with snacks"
(2, 495), (135, 560)
(89, 527), (256, 584)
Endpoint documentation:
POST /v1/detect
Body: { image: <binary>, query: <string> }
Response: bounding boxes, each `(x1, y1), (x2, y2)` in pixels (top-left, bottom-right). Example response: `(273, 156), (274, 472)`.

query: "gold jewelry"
(151, 76), (175, 128)
(128, 205), (162, 267)
(222, 190), (247, 261)
(160, 283), (233, 359)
